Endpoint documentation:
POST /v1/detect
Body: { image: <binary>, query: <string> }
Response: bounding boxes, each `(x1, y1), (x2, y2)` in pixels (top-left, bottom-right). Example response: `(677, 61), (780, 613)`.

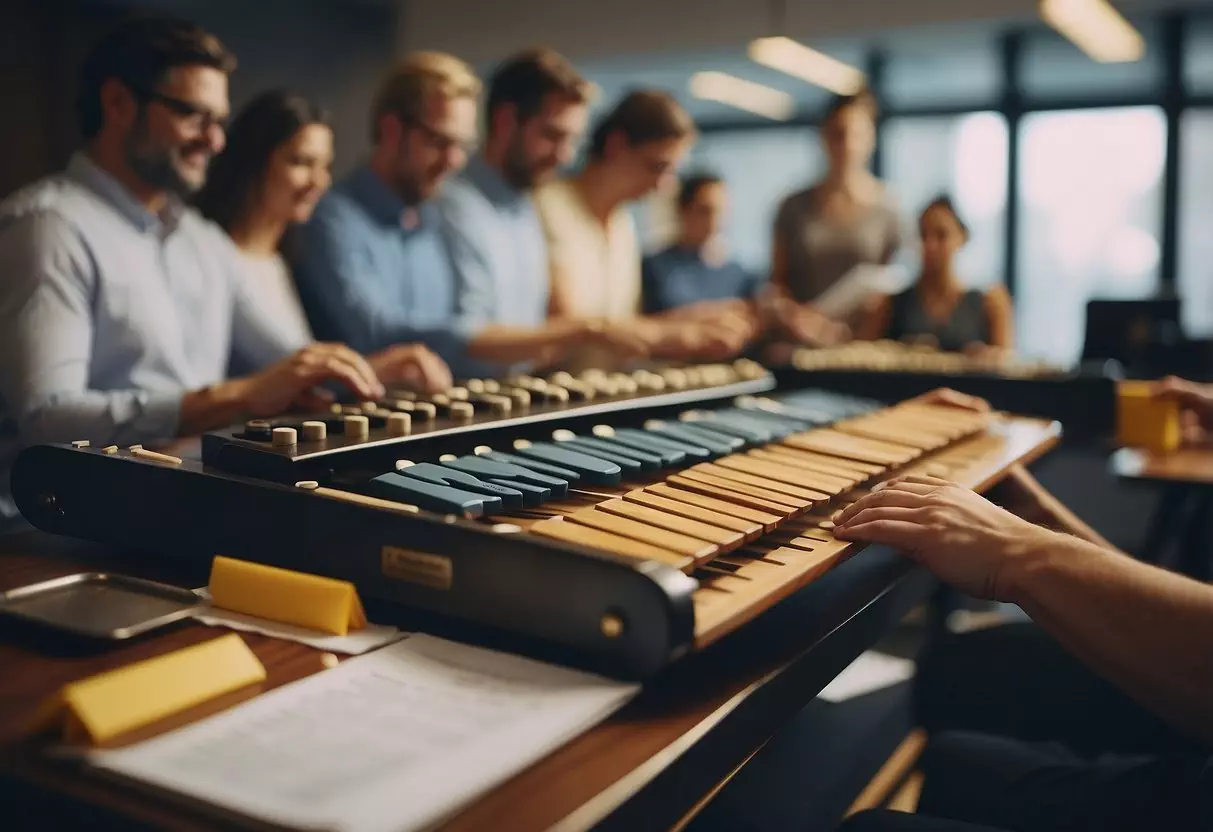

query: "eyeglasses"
(405, 117), (478, 156)
(135, 87), (229, 133)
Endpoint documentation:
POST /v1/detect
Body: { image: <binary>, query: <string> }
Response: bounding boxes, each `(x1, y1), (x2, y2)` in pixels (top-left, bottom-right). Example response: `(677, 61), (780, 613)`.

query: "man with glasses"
(292, 52), (640, 376)
(0, 18), (413, 531)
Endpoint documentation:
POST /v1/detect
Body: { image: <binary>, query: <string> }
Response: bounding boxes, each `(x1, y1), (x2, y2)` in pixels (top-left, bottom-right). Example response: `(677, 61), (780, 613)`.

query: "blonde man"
(291, 53), (482, 374)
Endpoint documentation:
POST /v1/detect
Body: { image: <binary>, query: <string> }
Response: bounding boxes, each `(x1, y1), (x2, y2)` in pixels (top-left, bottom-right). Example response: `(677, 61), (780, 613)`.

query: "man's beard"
(124, 122), (206, 198)
(502, 142), (548, 191)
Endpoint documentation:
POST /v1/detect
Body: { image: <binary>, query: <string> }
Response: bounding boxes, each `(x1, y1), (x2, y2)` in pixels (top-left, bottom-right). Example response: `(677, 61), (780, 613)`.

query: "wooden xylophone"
(12, 374), (1060, 678)
(776, 342), (1117, 439)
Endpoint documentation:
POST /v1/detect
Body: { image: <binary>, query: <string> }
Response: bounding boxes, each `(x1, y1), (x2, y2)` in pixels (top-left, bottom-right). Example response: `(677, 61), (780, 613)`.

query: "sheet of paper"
(90, 634), (639, 832)
(811, 263), (910, 319)
(188, 588), (404, 655)
(190, 607), (404, 655)
(818, 650), (915, 703)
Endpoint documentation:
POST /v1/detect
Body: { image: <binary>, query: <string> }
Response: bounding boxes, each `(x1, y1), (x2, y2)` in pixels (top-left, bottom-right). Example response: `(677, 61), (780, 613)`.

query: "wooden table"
(0, 530), (931, 832)
(1111, 447), (1213, 578)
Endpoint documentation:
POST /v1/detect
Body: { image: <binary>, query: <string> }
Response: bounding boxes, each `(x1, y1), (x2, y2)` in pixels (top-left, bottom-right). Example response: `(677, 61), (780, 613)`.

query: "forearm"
(1008, 534), (1213, 742)
(178, 380), (253, 436)
(990, 466), (1116, 551)
(17, 390), (184, 447)
(464, 320), (588, 363)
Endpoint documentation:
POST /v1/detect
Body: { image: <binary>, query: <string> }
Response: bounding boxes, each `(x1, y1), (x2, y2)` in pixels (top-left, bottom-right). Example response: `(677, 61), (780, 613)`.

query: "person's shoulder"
(302, 181), (371, 237)
(643, 244), (679, 269)
(0, 173), (100, 238)
(982, 283), (1012, 307)
(435, 175), (493, 223)
(532, 178), (574, 214)
(775, 184), (819, 217)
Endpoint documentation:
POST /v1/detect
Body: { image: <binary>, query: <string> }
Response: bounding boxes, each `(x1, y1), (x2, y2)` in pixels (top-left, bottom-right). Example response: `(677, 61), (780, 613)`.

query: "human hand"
(637, 319), (746, 362)
(786, 304), (848, 346)
(1151, 376), (1213, 444)
(909, 387), (991, 413)
(833, 474), (1058, 601)
(368, 343), (453, 394)
(585, 319), (651, 360)
(236, 343), (385, 416)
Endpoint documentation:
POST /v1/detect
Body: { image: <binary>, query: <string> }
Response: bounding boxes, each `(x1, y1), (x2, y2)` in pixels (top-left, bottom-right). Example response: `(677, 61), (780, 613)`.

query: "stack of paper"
(91, 635), (639, 831)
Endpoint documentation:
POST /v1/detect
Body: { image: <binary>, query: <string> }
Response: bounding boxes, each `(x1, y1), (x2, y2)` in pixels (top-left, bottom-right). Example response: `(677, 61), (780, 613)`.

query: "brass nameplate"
(380, 546), (452, 591)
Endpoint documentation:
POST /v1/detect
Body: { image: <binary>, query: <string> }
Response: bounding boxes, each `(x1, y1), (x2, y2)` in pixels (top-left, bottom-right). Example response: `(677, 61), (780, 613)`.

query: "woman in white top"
(197, 91), (449, 390)
(534, 90), (755, 369)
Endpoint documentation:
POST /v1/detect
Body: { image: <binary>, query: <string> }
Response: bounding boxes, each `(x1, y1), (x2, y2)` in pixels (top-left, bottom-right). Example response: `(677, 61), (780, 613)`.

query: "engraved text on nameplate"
(380, 546), (453, 591)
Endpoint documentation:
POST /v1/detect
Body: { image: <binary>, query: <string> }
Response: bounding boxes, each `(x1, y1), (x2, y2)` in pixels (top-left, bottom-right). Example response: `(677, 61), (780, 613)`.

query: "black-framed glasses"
(134, 87), (229, 133)
(405, 117), (478, 156)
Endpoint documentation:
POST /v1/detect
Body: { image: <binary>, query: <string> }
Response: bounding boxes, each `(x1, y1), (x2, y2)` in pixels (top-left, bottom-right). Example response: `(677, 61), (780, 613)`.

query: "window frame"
(694, 9), (1213, 308)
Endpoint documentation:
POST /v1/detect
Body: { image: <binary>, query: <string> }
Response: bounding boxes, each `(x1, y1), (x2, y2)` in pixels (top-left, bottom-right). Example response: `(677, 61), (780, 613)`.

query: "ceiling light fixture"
(689, 71), (796, 121)
(1040, 0), (1145, 63)
(748, 37), (866, 95)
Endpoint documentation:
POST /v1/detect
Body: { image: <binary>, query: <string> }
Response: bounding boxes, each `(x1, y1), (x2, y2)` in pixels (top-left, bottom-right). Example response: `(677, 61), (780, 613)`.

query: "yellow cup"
(1117, 381), (1180, 453)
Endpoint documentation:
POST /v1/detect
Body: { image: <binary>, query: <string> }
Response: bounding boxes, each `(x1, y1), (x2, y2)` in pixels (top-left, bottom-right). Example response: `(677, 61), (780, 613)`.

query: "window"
(1178, 109), (1213, 338)
(1021, 21), (1164, 100)
(1016, 107), (1166, 365)
(1185, 16), (1213, 94)
(882, 113), (1009, 290)
(883, 33), (1002, 108)
(685, 128), (824, 272)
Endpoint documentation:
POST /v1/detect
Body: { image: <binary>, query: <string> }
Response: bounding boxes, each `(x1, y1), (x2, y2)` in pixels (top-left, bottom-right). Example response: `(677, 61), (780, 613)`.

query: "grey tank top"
(775, 185), (901, 303)
(888, 287), (990, 352)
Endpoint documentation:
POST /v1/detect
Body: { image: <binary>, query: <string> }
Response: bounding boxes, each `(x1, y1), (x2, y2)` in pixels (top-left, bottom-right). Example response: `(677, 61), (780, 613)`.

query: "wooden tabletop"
(1110, 446), (1213, 485)
(0, 530), (930, 832)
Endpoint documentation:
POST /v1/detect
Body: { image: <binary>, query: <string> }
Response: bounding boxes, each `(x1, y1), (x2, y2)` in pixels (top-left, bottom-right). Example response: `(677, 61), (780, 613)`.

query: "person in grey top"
(770, 90), (901, 343)
(857, 195), (1014, 354)
(0, 18), (395, 529)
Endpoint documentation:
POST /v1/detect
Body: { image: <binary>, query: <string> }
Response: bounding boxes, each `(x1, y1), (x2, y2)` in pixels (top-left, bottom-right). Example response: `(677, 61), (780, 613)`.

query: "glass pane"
(1178, 109), (1213, 337)
(685, 128), (825, 272)
(1016, 107), (1166, 365)
(1185, 16), (1213, 94)
(882, 113), (1009, 290)
(1021, 21), (1164, 99)
(884, 37), (1002, 108)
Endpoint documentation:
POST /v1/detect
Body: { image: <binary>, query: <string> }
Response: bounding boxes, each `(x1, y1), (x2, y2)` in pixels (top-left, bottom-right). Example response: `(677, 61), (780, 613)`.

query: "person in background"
(197, 90), (450, 388)
(771, 89), (900, 345)
(435, 48), (646, 372)
(641, 172), (764, 318)
(856, 195), (1013, 355)
(535, 90), (753, 368)
(0, 18), (386, 531)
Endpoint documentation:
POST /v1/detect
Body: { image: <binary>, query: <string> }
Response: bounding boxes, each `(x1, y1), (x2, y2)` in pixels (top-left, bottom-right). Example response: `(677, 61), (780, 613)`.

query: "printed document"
(90, 635), (639, 831)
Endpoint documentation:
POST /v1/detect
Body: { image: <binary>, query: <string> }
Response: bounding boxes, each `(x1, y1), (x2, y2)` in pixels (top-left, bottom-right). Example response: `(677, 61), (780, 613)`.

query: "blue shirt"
(436, 156), (549, 329)
(641, 245), (765, 314)
(290, 166), (475, 372)
(0, 153), (302, 528)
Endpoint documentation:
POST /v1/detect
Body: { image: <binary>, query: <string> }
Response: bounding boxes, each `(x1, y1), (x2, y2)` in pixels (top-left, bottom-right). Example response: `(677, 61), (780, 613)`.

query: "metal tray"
(0, 573), (203, 639)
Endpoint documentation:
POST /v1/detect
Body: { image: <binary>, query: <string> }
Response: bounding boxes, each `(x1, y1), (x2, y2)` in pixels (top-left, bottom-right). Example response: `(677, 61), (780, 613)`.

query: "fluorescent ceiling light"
(748, 37), (866, 95)
(1040, 0), (1144, 63)
(689, 71), (795, 121)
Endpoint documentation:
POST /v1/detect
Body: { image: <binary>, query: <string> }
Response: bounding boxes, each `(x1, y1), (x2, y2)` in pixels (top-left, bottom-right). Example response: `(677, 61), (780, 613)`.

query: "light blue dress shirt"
(437, 156), (550, 329)
(0, 153), (304, 528)
(290, 166), (477, 373)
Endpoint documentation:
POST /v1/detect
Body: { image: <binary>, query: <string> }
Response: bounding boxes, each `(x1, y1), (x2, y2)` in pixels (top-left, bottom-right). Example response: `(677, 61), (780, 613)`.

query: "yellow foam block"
(1117, 381), (1180, 453)
(208, 556), (366, 636)
(35, 633), (265, 745)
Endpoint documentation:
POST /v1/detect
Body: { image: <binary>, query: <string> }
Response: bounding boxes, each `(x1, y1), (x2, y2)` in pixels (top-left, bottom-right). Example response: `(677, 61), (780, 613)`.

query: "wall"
(399, 0), (1195, 66)
(0, 0), (398, 199)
